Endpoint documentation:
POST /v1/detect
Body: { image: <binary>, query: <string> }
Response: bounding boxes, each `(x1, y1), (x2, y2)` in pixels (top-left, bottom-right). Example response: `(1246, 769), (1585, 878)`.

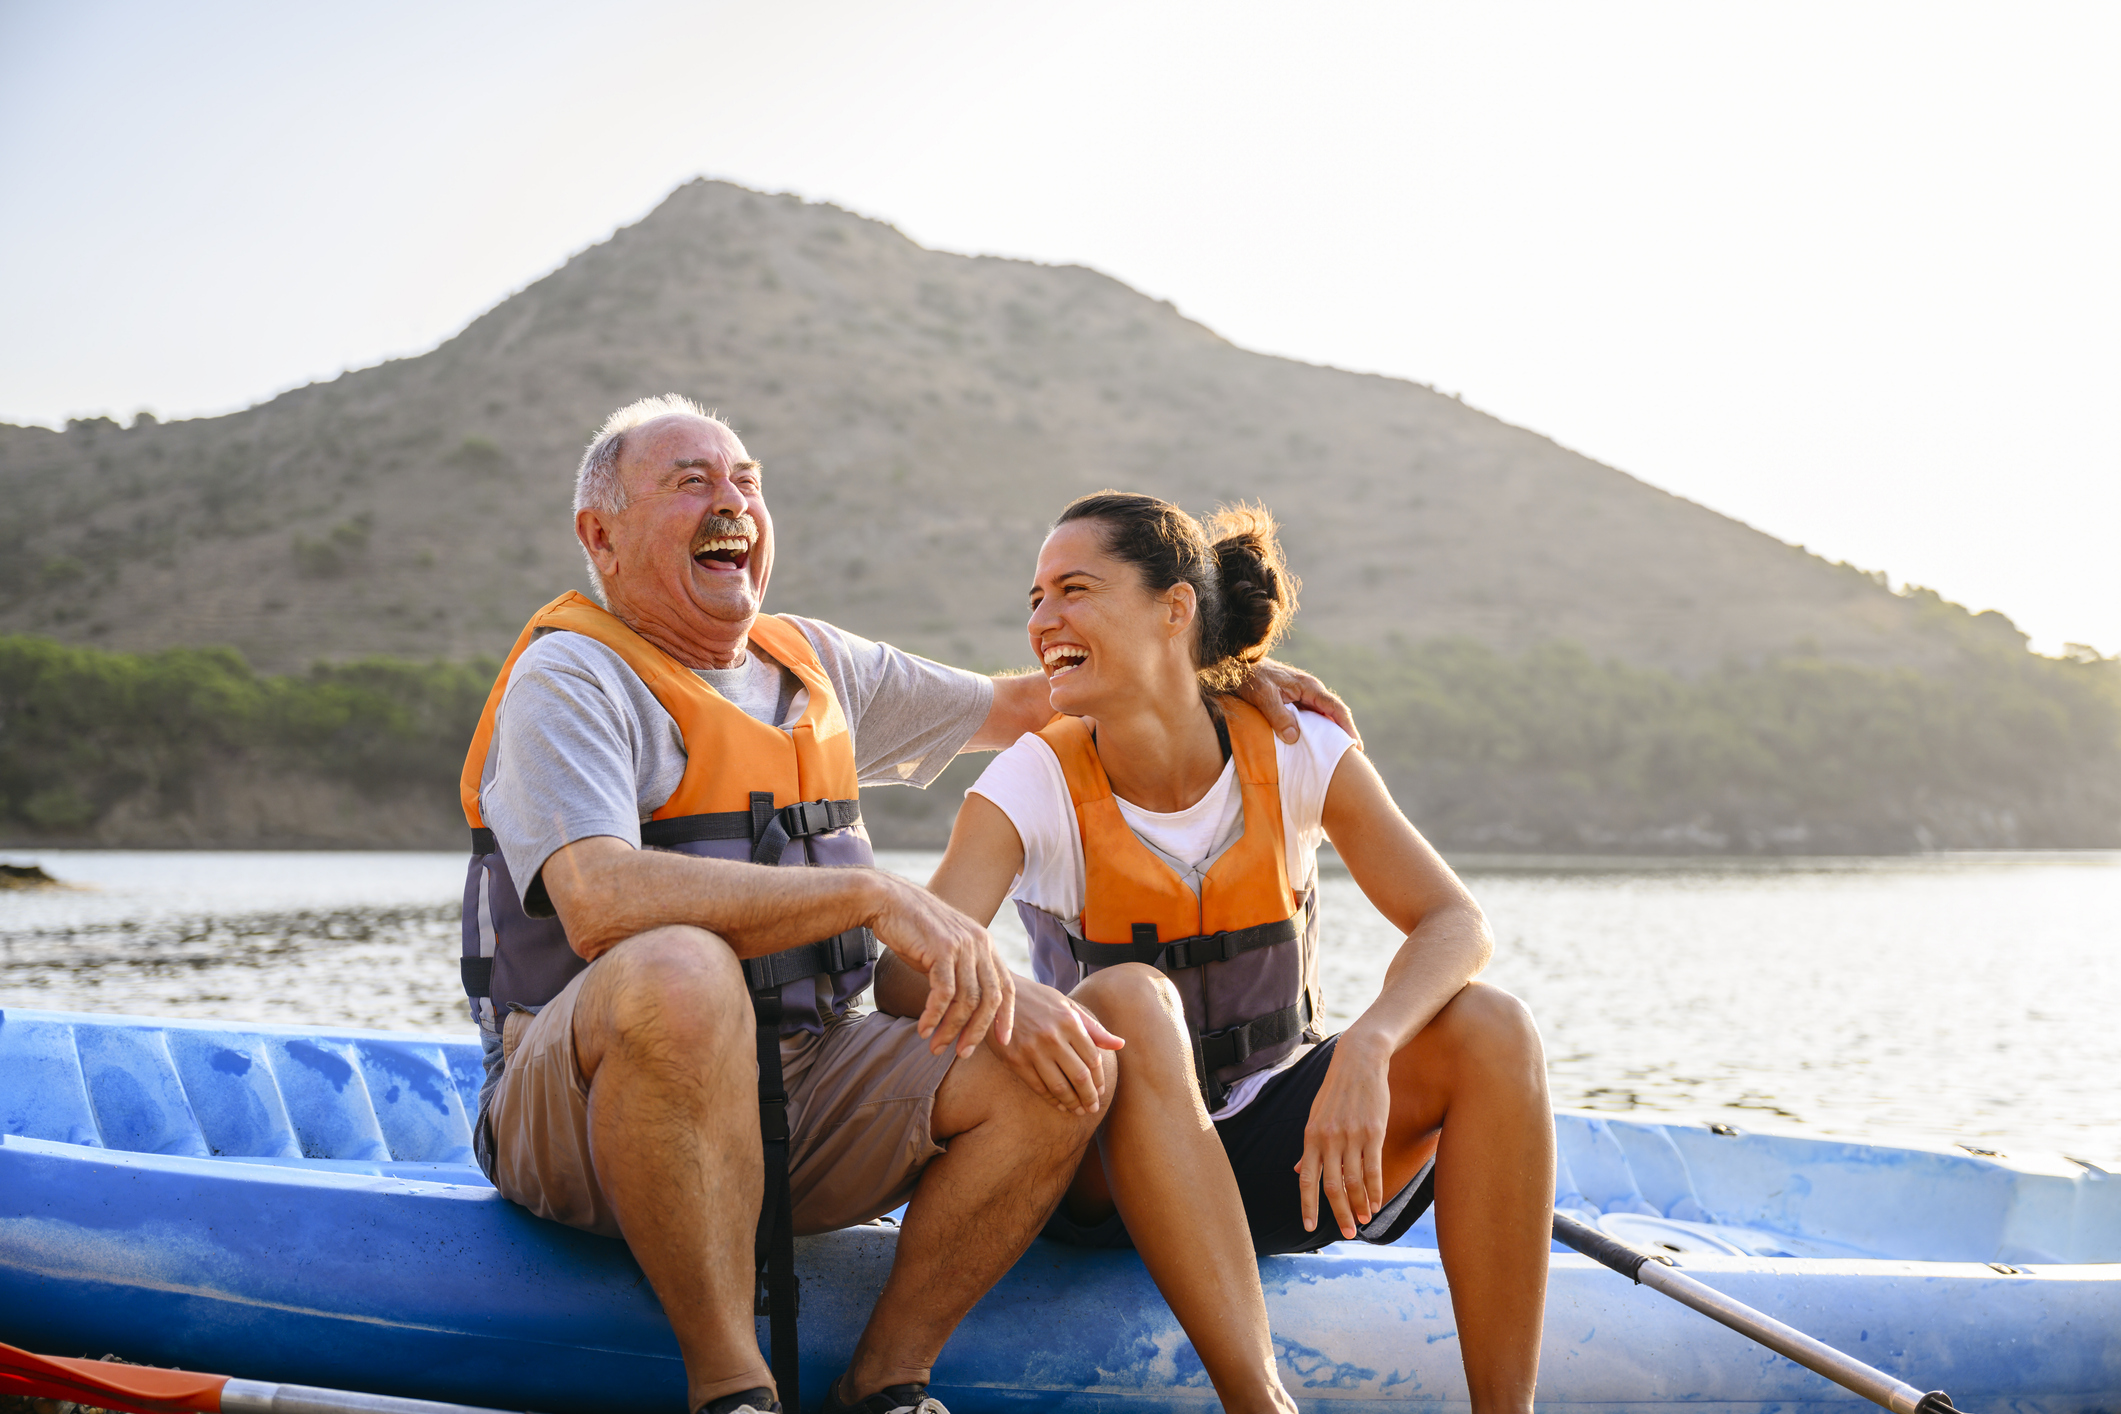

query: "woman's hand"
(1296, 1033), (1394, 1238)
(992, 977), (1126, 1115)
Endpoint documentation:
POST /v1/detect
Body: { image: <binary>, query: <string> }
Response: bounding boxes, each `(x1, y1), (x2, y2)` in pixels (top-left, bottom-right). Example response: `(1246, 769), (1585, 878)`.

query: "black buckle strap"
(815, 926), (878, 975)
(754, 990), (790, 1142)
(1196, 994), (1314, 1075)
(749, 794), (863, 866)
(741, 927), (880, 995)
(479, 799), (861, 864)
(1163, 916), (1300, 971)
(1069, 914), (1300, 973)
(460, 956), (493, 999)
(1067, 924), (1166, 968)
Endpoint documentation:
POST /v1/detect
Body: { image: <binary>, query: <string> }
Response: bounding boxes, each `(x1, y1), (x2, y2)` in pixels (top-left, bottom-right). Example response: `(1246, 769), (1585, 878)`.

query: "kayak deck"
(2, 1007), (2116, 1412)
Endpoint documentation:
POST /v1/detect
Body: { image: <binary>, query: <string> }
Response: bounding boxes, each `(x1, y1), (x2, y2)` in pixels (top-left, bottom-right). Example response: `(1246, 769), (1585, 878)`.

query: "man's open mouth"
(693, 536), (752, 571)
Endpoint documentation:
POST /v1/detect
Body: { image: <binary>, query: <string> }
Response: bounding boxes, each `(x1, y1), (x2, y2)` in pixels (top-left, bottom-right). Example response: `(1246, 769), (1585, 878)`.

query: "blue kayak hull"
(2, 1008), (2116, 1413)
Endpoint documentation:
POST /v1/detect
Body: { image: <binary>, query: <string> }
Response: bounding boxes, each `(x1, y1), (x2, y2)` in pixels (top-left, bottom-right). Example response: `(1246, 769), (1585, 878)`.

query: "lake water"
(3, 848), (2116, 1164)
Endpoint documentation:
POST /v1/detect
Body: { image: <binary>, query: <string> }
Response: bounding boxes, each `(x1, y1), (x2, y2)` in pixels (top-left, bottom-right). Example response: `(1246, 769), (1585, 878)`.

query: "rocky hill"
(7, 180), (2111, 854)
(0, 179), (2027, 679)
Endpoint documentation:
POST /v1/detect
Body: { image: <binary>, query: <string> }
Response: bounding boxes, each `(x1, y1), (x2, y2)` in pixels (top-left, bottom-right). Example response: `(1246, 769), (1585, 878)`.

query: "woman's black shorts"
(1041, 1035), (1433, 1257)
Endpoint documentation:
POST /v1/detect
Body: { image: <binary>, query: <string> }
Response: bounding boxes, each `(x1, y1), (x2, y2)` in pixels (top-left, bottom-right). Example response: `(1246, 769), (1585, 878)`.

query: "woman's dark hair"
(1054, 490), (1299, 691)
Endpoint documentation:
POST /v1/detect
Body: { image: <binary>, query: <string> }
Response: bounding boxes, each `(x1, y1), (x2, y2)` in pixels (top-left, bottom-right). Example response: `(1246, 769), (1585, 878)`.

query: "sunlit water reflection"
(4, 848), (2115, 1162)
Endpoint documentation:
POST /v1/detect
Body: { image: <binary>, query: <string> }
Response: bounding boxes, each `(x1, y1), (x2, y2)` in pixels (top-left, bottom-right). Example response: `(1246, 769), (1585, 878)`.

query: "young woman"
(919, 492), (1555, 1414)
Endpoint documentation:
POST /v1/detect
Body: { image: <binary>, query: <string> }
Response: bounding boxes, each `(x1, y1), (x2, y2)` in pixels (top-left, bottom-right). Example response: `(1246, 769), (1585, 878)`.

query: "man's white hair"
(573, 394), (726, 600)
(573, 393), (724, 515)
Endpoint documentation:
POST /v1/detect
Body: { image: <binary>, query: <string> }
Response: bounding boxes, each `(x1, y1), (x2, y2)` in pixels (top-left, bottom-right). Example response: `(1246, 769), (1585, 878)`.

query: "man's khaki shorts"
(485, 965), (957, 1239)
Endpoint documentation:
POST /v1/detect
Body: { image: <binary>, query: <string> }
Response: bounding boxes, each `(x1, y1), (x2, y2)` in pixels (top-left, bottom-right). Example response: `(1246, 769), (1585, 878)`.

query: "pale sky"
(3, 0), (2115, 654)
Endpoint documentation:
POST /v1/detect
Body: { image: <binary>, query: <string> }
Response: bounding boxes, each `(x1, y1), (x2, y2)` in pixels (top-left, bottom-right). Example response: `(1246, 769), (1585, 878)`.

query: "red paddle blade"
(0, 1340), (226, 1414)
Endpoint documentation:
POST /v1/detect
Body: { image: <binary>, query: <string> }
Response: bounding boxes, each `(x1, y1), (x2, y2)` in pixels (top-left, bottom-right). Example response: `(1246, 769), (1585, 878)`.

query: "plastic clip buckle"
(759, 1098), (790, 1144)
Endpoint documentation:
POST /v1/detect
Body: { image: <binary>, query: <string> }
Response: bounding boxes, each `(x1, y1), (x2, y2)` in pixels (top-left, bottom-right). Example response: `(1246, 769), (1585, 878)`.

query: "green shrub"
(3, 629), (2115, 850)
(1283, 636), (2121, 851)
(0, 636), (494, 835)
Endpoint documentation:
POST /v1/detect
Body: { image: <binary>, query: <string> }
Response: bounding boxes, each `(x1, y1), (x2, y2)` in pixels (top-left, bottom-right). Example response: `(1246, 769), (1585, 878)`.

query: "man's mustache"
(692, 513), (759, 549)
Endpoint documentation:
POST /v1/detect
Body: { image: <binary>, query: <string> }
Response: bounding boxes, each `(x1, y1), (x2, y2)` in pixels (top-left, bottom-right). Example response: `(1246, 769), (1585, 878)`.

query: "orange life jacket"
(460, 591), (858, 827)
(458, 592), (875, 1037)
(1032, 699), (1323, 1106)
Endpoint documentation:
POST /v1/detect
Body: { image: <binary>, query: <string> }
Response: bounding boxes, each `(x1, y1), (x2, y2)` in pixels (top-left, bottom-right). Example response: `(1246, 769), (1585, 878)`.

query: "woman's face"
(1027, 518), (1198, 717)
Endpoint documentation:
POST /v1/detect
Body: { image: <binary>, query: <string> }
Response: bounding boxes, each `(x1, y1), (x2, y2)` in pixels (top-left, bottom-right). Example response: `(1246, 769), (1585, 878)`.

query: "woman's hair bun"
(1202, 503), (1298, 683)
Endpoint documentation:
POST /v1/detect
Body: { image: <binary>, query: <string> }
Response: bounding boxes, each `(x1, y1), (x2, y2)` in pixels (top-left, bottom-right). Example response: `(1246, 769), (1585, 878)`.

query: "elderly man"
(458, 395), (1348, 1414)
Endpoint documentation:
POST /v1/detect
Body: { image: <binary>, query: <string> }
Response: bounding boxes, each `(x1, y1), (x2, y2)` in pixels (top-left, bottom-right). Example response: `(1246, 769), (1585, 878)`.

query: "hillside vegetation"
(5, 629), (2114, 852)
(1292, 624), (2121, 852)
(0, 636), (487, 847)
(2, 179), (2114, 851)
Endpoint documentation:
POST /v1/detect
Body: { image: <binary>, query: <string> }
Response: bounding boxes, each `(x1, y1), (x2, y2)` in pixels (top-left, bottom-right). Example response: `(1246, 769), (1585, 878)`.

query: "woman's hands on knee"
(992, 979), (1124, 1116)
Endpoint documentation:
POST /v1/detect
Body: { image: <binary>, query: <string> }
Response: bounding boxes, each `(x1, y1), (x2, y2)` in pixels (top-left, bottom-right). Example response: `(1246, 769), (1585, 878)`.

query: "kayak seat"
(1557, 1115), (1711, 1222)
(0, 1011), (479, 1165)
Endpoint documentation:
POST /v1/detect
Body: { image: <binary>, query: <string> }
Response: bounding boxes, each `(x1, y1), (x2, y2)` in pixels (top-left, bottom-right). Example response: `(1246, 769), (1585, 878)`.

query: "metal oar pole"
(217, 1382), (530, 1414)
(1552, 1210), (1960, 1414)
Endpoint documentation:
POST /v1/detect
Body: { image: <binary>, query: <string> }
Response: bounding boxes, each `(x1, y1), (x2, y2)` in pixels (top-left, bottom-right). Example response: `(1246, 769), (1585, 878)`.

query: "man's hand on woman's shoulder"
(1237, 658), (1362, 748)
(975, 658), (1361, 752)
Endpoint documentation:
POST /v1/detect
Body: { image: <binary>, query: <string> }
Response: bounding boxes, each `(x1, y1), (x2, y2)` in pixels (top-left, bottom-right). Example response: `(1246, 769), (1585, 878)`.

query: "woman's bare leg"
(1070, 964), (1298, 1414)
(1378, 982), (1553, 1414)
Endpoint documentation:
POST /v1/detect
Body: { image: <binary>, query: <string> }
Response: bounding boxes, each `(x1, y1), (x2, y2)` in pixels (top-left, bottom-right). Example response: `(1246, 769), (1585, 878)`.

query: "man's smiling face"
(578, 414), (774, 656)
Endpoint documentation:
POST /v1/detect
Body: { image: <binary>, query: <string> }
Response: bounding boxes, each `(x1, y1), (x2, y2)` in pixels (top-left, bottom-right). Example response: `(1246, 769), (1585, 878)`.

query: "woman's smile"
(1041, 642), (1089, 680)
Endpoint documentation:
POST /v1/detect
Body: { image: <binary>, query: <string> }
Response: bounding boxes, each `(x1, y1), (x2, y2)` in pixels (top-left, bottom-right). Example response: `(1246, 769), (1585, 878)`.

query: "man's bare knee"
(578, 925), (750, 1074)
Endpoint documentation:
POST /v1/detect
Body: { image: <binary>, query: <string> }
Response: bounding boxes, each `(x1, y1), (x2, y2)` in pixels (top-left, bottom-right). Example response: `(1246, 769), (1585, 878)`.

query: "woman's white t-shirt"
(967, 708), (1357, 1118)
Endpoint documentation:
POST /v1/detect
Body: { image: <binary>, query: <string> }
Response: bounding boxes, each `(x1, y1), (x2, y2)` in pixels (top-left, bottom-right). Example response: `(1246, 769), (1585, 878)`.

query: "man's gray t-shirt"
(479, 614), (994, 904)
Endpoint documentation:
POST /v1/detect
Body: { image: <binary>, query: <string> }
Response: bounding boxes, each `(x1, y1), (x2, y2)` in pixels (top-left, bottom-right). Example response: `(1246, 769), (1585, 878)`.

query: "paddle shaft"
(220, 1381), (526, 1414)
(1552, 1211), (1958, 1414)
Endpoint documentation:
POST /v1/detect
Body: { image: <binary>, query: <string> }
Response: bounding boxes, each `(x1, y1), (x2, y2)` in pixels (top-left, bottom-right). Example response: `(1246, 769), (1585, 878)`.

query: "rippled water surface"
(4, 848), (2116, 1162)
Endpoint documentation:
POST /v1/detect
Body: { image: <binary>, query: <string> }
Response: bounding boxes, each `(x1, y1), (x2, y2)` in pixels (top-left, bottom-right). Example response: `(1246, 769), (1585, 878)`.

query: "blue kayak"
(1, 1007), (2115, 1413)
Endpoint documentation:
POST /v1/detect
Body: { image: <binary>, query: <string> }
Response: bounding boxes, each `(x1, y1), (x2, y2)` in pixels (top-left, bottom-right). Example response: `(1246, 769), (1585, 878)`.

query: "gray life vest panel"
(1015, 890), (1322, 1109)
(462, 799), (878, 1039)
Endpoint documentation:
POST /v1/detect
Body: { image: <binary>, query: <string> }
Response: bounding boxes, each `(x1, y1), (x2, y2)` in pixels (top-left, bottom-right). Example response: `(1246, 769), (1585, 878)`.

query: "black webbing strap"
(639, 812), (752, 848)
(1197, 994), (1312, 1073)
(752, 990), (800, 1411)
(460, 957), (493, 998)
(1165, 916), (1300, 970)
(1067, 915), (1300, 973)
(1191, 994), (1314, 1109)
(744, 916), (875, 1411)
(741, 928), (879, 993)
(473, 797), (859, 863)
(747, 792), (863, 867)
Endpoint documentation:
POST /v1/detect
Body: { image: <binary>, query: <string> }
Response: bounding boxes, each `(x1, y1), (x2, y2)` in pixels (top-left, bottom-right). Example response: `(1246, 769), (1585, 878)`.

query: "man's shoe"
(696, 1388), (780, 1414)
(820, 1377), (949, 1414)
